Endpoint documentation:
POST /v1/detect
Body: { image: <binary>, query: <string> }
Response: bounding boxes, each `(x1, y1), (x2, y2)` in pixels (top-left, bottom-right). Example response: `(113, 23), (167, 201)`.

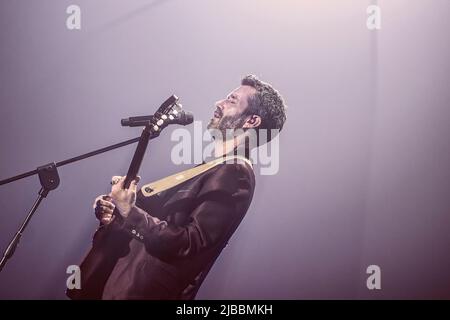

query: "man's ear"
(243, 115), (262, 129)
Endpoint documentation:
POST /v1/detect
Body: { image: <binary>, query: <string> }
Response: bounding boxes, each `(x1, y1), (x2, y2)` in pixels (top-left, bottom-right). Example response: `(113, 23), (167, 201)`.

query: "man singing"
(67, 75), (287, 300)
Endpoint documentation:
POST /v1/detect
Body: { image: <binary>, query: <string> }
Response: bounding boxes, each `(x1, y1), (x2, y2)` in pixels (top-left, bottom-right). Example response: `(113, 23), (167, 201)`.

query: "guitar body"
(67, 223), (127, 299)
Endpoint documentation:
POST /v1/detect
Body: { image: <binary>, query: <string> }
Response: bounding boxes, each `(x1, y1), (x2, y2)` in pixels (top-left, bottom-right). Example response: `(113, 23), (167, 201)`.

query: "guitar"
(67, 95), (192, 299)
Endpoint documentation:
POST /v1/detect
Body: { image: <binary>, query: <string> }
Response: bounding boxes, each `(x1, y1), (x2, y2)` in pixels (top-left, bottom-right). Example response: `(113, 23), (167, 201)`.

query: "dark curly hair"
(241, 75), (287, 143)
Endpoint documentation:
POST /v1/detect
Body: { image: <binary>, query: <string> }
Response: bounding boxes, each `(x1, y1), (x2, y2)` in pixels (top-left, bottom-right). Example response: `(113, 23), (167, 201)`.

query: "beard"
(207, 114), (248, 141)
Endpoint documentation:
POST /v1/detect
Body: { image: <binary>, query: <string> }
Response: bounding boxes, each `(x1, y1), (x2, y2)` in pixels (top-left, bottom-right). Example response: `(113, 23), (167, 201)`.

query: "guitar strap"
(140, 155), (253, 197)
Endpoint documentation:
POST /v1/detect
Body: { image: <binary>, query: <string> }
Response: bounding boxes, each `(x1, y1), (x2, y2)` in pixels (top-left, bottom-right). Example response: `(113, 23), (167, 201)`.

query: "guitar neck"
(121, 95), (180, 189)
(123, 126), (155, 189)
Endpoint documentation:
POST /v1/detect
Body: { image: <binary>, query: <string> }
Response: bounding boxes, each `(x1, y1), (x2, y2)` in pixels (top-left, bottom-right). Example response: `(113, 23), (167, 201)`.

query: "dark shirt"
(67, 160), (255, 300)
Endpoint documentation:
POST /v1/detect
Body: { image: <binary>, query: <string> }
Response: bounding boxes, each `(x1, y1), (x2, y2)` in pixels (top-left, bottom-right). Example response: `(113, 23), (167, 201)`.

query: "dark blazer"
(67, 161), (255, 300)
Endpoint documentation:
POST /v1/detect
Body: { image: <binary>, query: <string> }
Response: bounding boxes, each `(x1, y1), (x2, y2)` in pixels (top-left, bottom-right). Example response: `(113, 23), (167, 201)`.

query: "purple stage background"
(1, 0), (449, 299)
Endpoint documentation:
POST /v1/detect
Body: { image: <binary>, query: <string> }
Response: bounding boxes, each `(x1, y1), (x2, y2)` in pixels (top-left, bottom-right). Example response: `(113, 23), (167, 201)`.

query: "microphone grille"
(182, 111), (194, 125)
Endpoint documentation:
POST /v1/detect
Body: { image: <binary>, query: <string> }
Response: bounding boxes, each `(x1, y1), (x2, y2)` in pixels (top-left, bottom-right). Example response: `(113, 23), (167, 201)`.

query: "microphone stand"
(0, 94), (187, 273)
(0, 135), (144, 272)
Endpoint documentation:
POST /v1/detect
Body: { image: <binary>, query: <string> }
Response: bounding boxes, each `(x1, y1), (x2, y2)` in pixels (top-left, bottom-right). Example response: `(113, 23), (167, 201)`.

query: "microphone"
(121, 111), (194, 127)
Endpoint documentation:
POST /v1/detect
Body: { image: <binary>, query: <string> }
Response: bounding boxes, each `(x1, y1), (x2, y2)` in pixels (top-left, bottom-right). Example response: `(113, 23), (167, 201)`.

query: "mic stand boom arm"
(0, 136), (143, 272)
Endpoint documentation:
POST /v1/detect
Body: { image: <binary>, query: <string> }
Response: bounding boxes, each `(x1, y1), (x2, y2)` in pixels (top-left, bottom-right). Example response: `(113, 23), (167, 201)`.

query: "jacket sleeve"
(114, 163), (253, 261)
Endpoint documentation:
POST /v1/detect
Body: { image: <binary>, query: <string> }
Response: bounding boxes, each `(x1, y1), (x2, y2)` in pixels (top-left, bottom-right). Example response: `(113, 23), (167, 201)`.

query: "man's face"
(207, 85), (257, 135)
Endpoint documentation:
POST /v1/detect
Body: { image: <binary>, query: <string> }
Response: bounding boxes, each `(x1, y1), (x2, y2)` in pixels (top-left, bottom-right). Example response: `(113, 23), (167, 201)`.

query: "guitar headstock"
(148, 95), (193, 133)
